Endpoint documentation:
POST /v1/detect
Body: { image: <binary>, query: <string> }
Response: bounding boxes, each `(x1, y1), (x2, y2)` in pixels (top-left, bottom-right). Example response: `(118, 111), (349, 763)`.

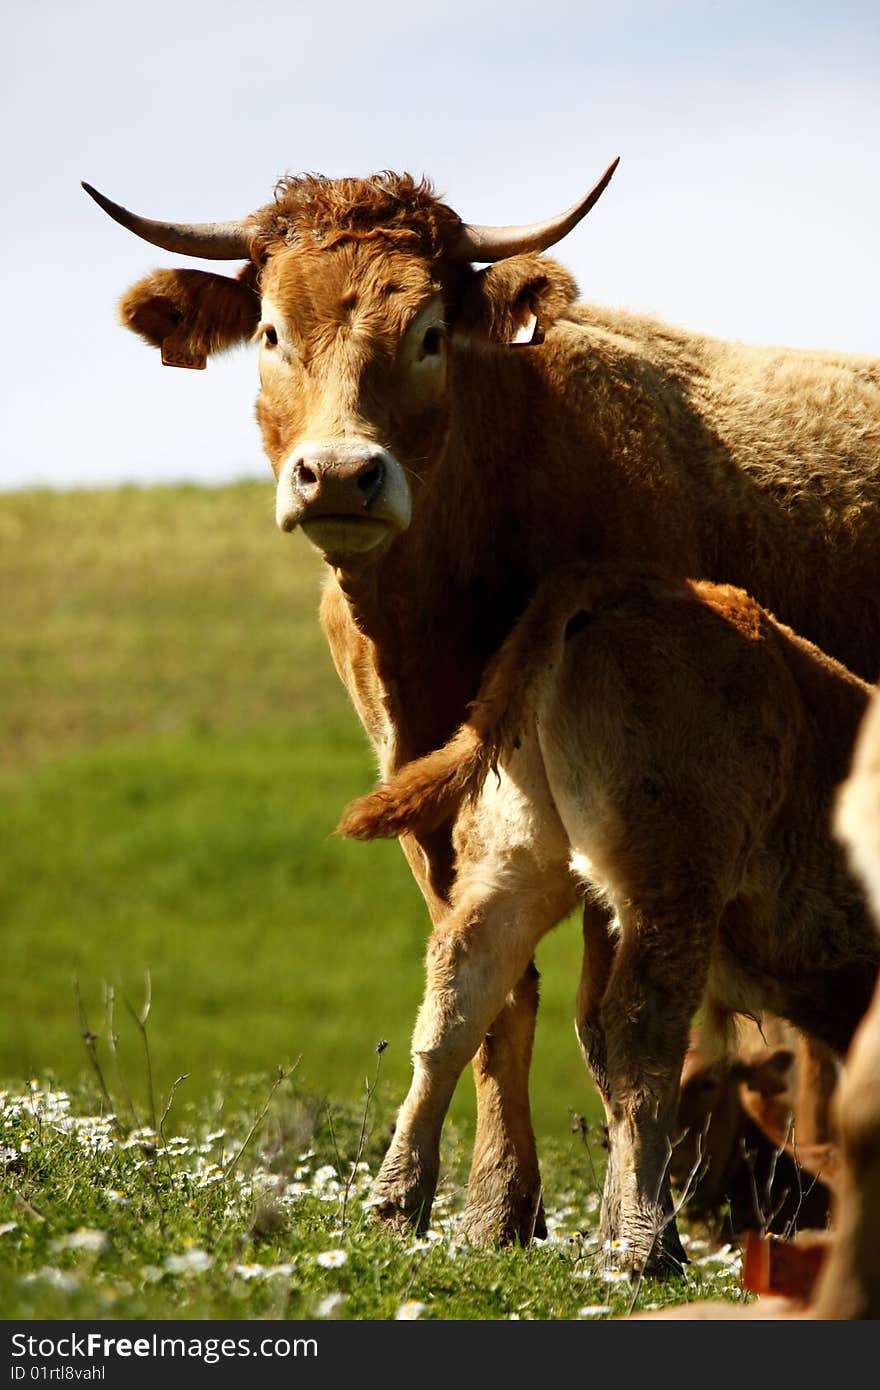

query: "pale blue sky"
(3, 0), (878, 490)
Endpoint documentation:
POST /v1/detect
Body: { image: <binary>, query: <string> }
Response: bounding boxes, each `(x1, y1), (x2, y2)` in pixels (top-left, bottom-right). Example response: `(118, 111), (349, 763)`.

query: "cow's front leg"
(597, 898), (714, 1279)
(460, 959), (546, 1246)
(370, 883), (570, 1237)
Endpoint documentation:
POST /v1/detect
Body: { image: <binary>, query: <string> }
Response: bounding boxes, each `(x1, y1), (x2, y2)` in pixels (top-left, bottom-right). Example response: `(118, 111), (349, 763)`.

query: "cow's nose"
(290, 447), (387, 512)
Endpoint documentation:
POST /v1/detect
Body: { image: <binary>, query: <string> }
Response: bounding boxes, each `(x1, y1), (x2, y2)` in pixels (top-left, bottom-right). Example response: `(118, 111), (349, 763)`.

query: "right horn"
(451, 156), (619, 264)
(81, 182), (254, 261)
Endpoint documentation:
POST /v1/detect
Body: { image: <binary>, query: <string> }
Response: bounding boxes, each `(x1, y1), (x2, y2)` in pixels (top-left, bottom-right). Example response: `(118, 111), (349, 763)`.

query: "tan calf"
(341, 563), (879, 1276)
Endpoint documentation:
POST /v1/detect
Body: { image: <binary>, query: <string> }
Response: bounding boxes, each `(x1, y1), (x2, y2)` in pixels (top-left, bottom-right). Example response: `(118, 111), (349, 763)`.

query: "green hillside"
(0, 482), (600, 1138)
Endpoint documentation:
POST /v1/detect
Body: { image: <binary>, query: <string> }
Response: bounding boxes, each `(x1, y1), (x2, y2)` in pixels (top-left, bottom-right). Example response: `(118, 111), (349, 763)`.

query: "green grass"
(0, 1071), (748, 1320)
(0, 717), (597, 1136)
(0, 483), (341, 773)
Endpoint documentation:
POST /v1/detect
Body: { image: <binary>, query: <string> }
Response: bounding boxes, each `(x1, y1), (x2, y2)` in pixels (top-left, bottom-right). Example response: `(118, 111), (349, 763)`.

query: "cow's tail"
(337, 568), (590, 842)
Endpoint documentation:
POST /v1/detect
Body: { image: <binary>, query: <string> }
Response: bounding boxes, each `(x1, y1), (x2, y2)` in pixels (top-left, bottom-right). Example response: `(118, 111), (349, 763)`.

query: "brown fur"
(120, 264), (260, 359)
(638, 688), (880, 1317)
(107, 168), (880, 1256)
(340, 563), (879, 1274)
(251, 173), (464, 266)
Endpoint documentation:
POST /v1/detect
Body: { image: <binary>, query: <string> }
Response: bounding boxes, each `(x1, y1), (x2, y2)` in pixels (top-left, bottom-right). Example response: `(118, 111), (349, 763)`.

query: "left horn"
(451, 156), (619, 264)
(81, 182), (254, 261)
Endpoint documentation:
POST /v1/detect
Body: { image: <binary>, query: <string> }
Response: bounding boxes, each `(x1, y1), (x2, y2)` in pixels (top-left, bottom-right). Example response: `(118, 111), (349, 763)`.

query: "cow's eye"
(264, 326), (278, 347)
(421, 324), (445, 357)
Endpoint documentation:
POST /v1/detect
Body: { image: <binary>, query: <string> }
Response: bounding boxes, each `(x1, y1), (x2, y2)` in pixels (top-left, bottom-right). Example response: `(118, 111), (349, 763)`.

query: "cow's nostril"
(358, 460), (385, 509)
(293, 462), (319, 494)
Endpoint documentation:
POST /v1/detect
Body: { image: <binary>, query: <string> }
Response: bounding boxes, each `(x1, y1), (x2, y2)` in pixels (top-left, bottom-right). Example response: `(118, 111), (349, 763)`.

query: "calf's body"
(341, 564), (879, 1273)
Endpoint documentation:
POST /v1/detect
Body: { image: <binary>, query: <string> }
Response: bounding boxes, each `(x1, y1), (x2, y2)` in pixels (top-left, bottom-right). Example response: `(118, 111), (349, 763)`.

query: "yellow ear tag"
(161, 335), (207, 370)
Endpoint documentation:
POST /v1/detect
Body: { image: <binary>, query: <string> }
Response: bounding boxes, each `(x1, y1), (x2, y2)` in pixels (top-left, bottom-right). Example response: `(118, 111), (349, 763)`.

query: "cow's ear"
(454, 254), (578, 346)
(118, 264), (260, 369)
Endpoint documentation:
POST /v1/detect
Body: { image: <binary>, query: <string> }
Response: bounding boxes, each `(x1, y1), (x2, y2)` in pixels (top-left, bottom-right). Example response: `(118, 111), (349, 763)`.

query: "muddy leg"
(597, 899), (714, 1278)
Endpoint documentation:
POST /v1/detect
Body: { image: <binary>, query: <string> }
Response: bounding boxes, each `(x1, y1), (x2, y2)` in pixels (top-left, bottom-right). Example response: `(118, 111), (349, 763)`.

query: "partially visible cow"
(636, 687), (880, 1317)
(340, 564), (880, 1275)
(671, 1017), (839, 1237)
(84, 163), (880, 1258)
(813, 687), (880, 1317)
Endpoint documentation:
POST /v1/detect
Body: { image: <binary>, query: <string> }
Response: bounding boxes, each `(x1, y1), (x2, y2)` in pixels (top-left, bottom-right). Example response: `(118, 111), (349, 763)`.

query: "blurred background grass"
(0, 482), (602, 1136)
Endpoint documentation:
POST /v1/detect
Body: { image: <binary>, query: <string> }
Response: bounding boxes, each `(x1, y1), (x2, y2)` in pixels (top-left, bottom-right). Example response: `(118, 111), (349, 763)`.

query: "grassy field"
(0, 482), (746, 1319)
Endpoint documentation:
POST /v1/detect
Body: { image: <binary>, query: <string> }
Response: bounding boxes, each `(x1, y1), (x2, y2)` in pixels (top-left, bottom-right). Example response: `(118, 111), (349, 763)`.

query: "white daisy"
(316, 1292), (345, 1318)
(395, 1300), (427, 1320)
(164, 1248), (212, 1274)
(316, 1249), (347, 1268)
(55, 1228), (108, 1252)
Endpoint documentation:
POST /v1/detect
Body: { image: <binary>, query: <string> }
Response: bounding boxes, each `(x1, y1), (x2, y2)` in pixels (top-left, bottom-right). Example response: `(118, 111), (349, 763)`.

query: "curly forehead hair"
(248, 172), (464, 264)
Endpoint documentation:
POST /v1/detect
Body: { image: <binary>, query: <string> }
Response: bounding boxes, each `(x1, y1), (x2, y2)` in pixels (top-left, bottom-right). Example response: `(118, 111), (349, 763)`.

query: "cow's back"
(531, 307), (880, 681)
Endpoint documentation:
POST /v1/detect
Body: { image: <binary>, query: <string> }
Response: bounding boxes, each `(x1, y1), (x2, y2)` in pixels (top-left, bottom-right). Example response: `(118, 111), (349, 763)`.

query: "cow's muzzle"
(276, 440), (412, 558)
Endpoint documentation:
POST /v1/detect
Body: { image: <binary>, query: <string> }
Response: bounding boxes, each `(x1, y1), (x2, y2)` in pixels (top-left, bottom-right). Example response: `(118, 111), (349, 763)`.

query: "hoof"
(368, 1171), (435, 1237)
(459, 1173), (546, 1247)
(370, 1199), (429, 1237)
(596, 1230), (689, 1281)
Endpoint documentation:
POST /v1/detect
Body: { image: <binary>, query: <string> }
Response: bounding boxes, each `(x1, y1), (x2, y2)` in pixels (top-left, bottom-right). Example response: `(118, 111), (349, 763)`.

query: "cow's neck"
(330, 528), (529, 772)
(326, 482), (535, 908)
(328, 345), (547, 768)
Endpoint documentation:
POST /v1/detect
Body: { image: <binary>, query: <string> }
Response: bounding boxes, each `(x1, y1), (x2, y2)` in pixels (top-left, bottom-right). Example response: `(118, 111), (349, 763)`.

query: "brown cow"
(340, 563), (880, 1275)
(84, 164), (880, 1259)
(672, 1017), (838, 1238)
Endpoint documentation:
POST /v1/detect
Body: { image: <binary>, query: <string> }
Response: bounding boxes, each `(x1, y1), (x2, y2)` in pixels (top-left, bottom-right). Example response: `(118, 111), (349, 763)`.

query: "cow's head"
(84, 161), (617, 566)
(672, 1038), (797, 1208)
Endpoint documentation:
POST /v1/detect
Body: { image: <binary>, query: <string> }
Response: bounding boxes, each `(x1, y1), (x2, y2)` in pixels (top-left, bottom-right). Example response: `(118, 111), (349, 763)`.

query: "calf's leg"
(370, 882), (572, 1236)
(597, 897), (715, 1278)
(397, 830), (545, 1242)
(461, 960), (547, 1244)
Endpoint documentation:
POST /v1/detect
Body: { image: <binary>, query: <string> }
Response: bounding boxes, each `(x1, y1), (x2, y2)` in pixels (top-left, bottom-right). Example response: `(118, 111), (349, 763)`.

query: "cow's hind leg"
(574, 903), (618, 1217)
(597, 894), (716, 1279)
(369, 881), (572, 1238)
(460, 959), (546, 1245)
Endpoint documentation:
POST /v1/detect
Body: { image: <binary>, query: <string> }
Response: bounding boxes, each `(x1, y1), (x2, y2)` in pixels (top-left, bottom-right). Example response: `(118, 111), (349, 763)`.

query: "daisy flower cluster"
(1, 1080), (753, 1319)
